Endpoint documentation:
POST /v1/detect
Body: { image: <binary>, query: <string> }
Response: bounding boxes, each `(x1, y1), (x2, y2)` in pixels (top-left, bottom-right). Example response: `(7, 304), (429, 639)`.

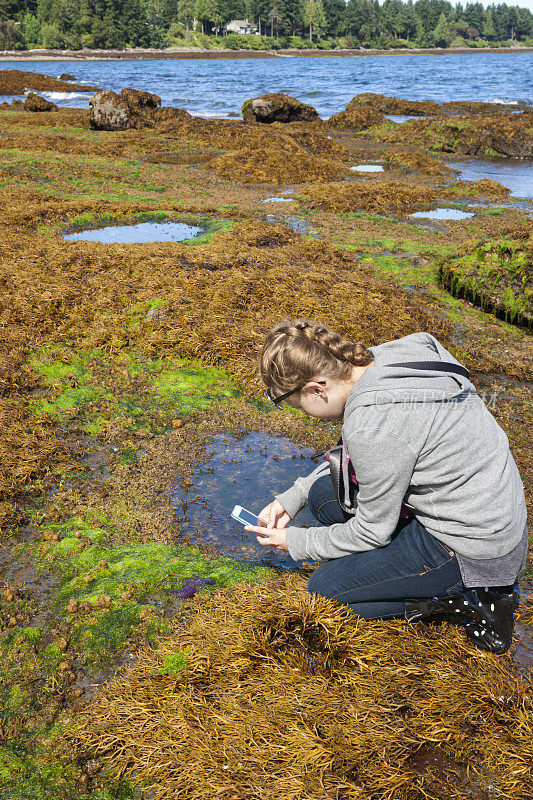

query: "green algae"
(159, 648), (191, 676)
(0, 744), (133, 800)
(29, 348), (243, 432)
(438, 235), (533, 327)
(32, 517), (272, 662)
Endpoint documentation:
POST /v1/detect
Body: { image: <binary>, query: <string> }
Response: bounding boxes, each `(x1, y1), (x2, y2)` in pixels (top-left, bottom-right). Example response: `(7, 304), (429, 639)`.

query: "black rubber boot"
(405, 585), (519, 655)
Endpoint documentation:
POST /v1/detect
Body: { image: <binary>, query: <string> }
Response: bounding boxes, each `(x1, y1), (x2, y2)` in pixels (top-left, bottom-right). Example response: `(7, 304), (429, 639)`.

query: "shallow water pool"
(384, 114), (428, 124)
(449, 158), (533, 199)
(351, 165), (384, 173)
(410, 208), (475, 221)
(171, 432), (319, 567)
(64, 221), (205, 244)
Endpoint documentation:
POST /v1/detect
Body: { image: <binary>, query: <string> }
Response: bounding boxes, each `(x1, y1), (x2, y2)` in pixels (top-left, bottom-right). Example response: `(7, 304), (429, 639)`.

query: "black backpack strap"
(388, 361), (470, 380)
(328, 446), (357, 516)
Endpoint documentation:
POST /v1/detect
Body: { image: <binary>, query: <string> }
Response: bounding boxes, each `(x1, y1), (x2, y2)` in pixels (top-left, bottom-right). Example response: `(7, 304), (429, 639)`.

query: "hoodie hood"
(344, 332), (475, 417)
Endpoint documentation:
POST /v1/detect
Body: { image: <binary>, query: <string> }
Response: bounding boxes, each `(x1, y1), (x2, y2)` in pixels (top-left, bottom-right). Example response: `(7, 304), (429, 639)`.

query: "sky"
(458, 0), (533, 8)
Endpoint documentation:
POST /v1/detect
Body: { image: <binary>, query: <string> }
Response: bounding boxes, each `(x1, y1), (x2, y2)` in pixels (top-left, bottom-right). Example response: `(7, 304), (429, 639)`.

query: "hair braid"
(259, 318), (374, 394)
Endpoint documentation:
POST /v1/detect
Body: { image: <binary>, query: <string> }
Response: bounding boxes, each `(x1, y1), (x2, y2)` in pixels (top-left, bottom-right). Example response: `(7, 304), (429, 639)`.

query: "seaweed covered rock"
(350, 93), (441, 116)
(89, 88), (161, 131)
(347, 93), (530, 118)
(438, 232), (533, 328)
(302, 180), (441, 213)
(326, 102), (385, 131)
(23, 92), (58, 113)
(383, 149), (453, 176)
(0, 69), (98, 95)
(210, 128), (349, 184)
(78, 576), (533, 800)
(242, 93), (320, 124)
(58, 73), (76, 81)
(373, 112), (533, 159)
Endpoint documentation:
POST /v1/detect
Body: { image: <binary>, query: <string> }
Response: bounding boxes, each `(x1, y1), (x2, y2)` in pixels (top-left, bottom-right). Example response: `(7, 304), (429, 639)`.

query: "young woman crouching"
(245, 319), (528, 654)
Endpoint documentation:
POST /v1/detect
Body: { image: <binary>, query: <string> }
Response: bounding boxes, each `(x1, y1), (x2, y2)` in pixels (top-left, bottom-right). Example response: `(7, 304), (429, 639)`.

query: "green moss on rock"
(437, 234), (532, 327)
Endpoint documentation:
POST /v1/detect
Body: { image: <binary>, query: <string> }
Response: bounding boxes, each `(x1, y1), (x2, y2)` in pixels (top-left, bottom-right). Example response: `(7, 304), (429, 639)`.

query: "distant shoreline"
(1, 45), (533, 61)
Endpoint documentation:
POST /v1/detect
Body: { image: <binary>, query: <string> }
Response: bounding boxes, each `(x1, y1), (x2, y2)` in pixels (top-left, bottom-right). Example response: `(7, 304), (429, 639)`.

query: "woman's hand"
(245, 499), (291, 552)
(258, 498), (291, 530)
(245, 523), (289, 552)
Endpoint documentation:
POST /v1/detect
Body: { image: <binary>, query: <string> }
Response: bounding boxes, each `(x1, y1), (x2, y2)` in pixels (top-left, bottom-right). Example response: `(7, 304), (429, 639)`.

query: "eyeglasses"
(266, 381), (326, 408)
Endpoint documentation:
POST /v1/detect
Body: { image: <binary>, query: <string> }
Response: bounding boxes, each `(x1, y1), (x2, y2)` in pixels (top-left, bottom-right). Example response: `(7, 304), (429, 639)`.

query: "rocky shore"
(0, 71), (531, 800)
(1, 45), (533, 60)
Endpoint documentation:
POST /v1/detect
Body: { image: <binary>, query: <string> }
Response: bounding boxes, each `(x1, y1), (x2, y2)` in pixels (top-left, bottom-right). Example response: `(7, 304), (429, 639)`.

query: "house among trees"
(226, 19), (258, 35)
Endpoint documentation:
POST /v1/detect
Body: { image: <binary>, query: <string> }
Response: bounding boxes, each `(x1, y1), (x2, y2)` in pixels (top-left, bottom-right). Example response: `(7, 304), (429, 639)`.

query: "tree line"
(0, 0), (531, 51)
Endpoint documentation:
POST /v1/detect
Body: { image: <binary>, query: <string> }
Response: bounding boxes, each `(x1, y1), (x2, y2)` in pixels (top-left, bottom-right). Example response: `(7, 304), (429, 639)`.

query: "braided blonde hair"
(259, 319), (374, 395)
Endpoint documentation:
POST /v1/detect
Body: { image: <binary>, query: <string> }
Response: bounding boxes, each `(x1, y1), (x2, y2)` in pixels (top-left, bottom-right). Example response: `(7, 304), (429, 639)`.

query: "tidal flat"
(0, 82), (532, 799)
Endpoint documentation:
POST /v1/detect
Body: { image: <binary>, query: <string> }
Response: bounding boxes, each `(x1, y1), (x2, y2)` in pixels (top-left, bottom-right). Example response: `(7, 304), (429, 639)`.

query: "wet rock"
(59, 73), (76, 81)
(242, 93), (319, 124)
(23, 93), (58, 113)
(89, 88), (161, 131)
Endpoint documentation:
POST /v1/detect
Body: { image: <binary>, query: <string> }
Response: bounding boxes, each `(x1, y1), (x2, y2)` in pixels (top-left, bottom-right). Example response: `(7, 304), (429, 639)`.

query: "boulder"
(89, 88), (161, 131)
(23, 92), (58, 112)
(242, 93), (319, 124)
(59, 73), (76, 81)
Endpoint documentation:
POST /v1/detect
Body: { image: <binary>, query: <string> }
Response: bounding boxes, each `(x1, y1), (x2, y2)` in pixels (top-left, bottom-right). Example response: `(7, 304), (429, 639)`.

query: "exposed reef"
(348, 92), (531, 117)
(0, 75), (531, 800)
(0, 68), (98, 95)
(372, 111), (533, 159)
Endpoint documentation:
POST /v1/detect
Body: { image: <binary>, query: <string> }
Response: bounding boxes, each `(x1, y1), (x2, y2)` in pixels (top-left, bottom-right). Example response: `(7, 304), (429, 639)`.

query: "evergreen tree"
(322, 0), (346, 36)
(177, 0), (195, 31)
(482, 7), (495, 40)
(403, 0), (417, 40)
(432, 9), (450, 45)
(303, 0), (326, 41)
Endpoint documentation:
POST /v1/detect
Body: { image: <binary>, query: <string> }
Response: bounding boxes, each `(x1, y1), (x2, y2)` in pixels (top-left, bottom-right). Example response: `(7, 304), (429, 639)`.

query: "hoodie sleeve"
(275, 460), (331, 520)
(285, 425), (419, 562)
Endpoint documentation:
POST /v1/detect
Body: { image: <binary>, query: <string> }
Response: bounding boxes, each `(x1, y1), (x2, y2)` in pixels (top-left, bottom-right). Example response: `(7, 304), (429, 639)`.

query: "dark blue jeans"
(307, 475), (465, 620)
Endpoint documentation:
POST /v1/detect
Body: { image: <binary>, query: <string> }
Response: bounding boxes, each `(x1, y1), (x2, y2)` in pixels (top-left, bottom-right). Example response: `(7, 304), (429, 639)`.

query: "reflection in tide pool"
(410, 208), (475, 220)
(171, 432), (318, 567)
(64, 221), (205, 243)
(450, 159), (533, 199)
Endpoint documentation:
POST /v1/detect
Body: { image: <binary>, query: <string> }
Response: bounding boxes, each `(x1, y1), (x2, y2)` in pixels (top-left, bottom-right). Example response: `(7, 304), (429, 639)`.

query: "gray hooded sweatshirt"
(277, 332), (528, 587)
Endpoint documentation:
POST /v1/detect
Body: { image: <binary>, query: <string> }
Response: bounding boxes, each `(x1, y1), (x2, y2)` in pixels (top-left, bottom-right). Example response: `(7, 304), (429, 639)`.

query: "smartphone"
(231, 505), (259, 527)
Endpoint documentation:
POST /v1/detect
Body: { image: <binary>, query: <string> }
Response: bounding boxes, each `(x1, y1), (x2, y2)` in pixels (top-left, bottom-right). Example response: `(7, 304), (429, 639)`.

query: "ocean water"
(1, 53), (531, 117)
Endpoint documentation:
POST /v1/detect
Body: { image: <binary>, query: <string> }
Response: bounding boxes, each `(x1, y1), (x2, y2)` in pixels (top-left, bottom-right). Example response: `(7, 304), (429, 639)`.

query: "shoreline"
(1, 45), (533, 61)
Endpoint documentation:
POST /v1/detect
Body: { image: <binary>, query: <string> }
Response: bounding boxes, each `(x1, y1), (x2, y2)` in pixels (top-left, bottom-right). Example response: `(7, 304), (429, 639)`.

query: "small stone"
(7, 616), (17, 626)
(57, 637), (68, 651)
(59, 661), (70, 672)
(67, 600), (79, 614)
(172, 419), (184, 429)
(2, 589), (15, 602)
(97, 560), (109, 570)
(82, 574), (94, 584)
